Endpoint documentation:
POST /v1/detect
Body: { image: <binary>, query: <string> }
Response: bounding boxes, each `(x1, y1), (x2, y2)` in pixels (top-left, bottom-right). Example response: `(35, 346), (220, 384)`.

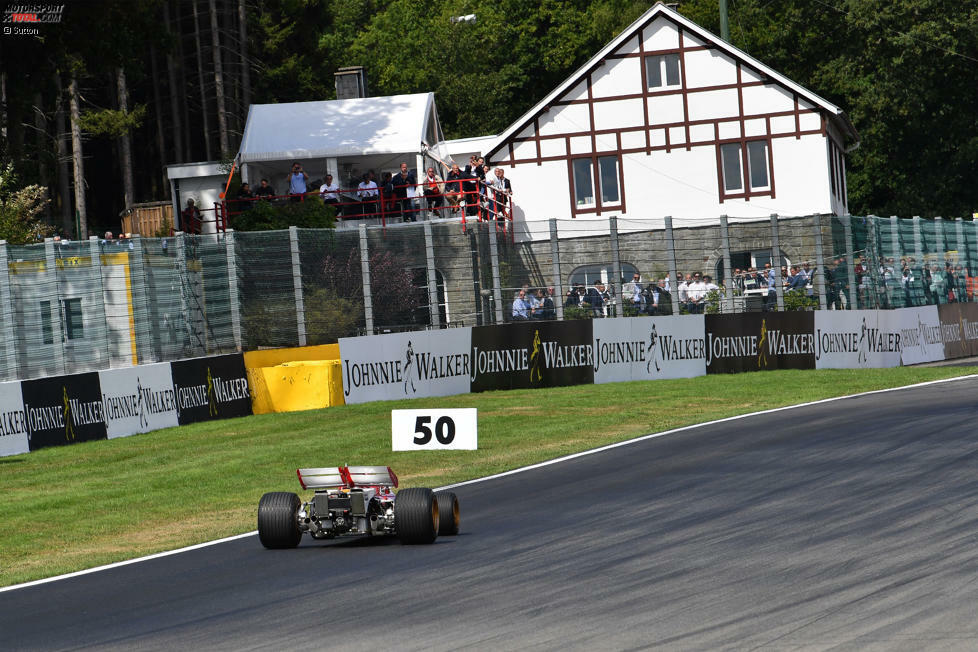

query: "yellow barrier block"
(248, 360), (345, 414)
(243, 343), (340, 369)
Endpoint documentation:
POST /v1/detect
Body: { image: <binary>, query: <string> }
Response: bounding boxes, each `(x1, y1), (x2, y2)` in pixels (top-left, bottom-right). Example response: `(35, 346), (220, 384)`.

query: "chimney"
(335, 66), (369, 99)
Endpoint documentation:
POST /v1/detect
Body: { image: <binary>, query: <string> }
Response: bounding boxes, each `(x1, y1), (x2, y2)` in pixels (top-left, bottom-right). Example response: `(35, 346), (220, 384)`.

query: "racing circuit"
(2, 377), (977, 649)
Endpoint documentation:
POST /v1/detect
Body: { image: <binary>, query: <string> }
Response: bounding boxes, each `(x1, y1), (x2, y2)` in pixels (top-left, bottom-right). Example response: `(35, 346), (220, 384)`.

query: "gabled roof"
(486, 2), (857, 160)
(238, 93), (437, 163)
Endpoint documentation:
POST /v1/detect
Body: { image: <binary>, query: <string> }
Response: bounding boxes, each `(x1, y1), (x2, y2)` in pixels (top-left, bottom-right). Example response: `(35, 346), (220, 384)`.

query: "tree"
(0, 162), (52, 244)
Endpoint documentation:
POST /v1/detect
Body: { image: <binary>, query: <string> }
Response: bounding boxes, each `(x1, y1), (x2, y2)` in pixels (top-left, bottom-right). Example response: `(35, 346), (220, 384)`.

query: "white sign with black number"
(392, 408), (477, 451)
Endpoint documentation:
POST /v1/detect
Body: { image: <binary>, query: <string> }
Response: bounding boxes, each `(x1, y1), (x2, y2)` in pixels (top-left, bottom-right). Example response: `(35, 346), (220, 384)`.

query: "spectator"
(181, 198), (201, 234)
(103, 230), (114, 243)
(512, 289), (530, 321)
(286, 162), (309, 199)
(626, 272), (644, 310)
(357, 173), (379, 216)
(393, 162), (417, 222)
(444, 163), (465, 216)
(586, 282), (607, 317)
(565, 283), (585, 307)
(380, 171), (396, 217)
(677, 273), (690, 311)
(254, 178), (275, 199)
(237, 182), (255, 212)
(462, 156), (481, 217)
(488, 167), (512, 220)
(529, 288), (545, 319)
(541, 287), (556, 320)
(656, 279), (672, 314)
(687, 272), (706, 313)
(422, 166), (445, 219)
(319, 174), (340, 212)
(762, 262), (777, 311)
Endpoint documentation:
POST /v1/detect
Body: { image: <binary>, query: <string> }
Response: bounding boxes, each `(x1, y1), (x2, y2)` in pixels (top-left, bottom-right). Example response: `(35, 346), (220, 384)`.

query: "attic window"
(645, 54), (681, 89)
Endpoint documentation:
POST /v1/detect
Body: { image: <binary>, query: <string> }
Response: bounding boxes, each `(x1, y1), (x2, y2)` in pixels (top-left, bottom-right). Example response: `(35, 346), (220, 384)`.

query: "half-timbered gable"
(486, 2), (858, 239)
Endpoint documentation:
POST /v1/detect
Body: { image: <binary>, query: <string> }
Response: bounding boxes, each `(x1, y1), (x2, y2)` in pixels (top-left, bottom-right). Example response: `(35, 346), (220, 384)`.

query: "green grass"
(0, 366), (973, 587)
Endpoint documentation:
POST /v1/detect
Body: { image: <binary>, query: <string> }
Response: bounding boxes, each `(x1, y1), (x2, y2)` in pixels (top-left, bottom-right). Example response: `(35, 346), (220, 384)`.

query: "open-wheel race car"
(258, 466), (460, 548)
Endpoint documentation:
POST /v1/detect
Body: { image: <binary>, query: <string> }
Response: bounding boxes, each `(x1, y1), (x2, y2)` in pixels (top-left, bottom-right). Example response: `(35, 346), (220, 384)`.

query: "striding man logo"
(857, 317), (869, 364)
(403, 341), (417, 394)
(62, 386), (75, 441)
(646, 324), (660, 373)
(206, 367), (218, 417)
(136, 377), (149, 429)
(529, 330), (543, 382)
(757, 318), (768, 369)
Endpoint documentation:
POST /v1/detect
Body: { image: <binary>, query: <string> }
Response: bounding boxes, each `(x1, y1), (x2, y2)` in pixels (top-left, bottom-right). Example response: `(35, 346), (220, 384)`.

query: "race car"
(257, 465), (460, 548)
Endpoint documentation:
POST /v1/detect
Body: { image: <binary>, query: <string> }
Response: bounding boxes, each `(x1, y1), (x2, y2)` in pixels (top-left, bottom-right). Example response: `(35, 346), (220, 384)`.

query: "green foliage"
(564, 304), (594, 320)
(705, 289), (723, 314)
(0, 163), (52, 245)
(78, 105), (146, 138)
(232, 198), (336, 231)
(784, 288), (818, 311)
(304, 288), (363, 343)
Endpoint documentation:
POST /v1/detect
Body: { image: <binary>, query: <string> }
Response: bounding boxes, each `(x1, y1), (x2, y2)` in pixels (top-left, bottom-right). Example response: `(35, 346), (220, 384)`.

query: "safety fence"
(1, 214), (975, 382)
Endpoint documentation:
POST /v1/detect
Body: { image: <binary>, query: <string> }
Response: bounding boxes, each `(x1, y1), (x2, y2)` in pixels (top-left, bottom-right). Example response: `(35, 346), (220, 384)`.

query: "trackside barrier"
(339, 307), (978, 404)
(0, 353), (252, 458)
(248, 360), (344, 414)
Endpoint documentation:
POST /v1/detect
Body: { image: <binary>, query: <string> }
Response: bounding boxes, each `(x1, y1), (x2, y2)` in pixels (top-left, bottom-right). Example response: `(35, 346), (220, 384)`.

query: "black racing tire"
(396, 488), (440, 545)
(258, 492), (302, 549)
(435, 491), (460, 536)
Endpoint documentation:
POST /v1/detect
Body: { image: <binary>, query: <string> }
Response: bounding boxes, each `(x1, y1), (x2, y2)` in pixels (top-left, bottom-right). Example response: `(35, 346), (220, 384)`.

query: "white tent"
(237, 93), (448, 191)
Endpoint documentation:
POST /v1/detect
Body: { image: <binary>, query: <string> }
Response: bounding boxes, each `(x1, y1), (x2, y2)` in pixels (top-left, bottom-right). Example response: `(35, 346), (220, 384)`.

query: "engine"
(298, 488), (395, 539)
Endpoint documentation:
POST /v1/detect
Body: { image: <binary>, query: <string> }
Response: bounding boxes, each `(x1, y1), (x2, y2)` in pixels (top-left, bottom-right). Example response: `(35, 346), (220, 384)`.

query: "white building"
(484, 2), (859, 240)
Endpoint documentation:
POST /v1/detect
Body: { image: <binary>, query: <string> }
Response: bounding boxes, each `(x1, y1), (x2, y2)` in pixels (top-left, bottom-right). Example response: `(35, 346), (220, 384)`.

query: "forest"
(0, 0), (975, 242)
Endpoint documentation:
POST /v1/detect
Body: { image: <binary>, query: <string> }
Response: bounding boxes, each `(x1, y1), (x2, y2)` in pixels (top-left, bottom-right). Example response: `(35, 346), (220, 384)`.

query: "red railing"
(218, 178), (514, 238)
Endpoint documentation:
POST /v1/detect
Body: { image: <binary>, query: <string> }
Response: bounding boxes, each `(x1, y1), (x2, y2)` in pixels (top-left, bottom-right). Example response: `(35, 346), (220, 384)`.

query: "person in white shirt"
(626, 272), (644, 310)
(687, 273), (707, 313)
(677, 273), (690, 311)
(319, 173), (341, 214)
(357, 172), (379, 216)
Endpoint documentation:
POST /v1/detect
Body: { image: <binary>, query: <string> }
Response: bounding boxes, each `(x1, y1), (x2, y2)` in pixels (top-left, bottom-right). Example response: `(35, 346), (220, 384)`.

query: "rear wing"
(297, 466), (399, 490)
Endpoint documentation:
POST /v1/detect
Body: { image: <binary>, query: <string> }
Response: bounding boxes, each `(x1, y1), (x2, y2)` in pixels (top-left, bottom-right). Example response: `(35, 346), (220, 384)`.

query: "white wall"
(498, 15), (841, 241)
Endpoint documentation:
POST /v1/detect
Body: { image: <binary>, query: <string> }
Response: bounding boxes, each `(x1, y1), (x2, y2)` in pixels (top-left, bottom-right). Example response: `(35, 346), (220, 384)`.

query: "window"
(721, 144), (743, 192)
(40, 300), (53, 345)
(747, 141), (769, 189)
(573, 158), (594, 207)
(645, 54), (681, 89)
(598, 156), (620, 204)
(720, 140), (772, 199)
(61, 298), (83, 340)
(571, 155), (622, 214)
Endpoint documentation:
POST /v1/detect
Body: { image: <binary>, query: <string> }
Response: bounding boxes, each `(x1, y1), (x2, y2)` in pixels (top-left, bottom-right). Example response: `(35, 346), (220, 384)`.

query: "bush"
(784, 289), (817, 311)
(232, 197), (335, 231)
(304, 289), (362, 343)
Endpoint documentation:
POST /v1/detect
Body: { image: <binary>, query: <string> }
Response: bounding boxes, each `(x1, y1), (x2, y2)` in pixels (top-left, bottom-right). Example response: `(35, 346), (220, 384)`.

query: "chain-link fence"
(1, 214), (974, 381)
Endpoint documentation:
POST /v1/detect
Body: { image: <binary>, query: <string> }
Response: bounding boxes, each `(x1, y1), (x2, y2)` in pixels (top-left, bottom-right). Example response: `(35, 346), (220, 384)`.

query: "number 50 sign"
(391, 409), (478, 451)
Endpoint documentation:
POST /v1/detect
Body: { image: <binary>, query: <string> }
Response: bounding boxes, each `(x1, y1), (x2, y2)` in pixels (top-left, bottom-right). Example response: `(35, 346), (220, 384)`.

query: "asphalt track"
(3, 378), (978, 651)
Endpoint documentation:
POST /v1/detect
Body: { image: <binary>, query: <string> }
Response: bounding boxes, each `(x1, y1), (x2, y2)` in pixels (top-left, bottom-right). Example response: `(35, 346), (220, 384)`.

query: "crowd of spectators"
(227, 155), (513, 225)
(511, 285), (557, 320)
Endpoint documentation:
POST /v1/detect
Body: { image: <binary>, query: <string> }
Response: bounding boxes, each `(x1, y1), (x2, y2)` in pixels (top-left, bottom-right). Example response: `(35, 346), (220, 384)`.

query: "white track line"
(4, 373), (975, 594)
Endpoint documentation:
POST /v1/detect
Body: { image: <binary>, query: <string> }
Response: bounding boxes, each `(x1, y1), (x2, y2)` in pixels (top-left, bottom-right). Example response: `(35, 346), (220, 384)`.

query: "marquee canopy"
(237, 93), (442, 164)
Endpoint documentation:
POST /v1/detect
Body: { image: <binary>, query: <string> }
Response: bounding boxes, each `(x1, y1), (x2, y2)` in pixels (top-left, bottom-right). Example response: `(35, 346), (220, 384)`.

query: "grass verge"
(1, 366), (973, 587)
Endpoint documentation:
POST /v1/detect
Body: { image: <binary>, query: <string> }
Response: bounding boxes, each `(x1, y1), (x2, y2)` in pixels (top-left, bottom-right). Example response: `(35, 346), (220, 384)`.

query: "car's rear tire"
(258, 492), (302, 549)
(396, 488), (439, 545)
(435, 491), (460, 536)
